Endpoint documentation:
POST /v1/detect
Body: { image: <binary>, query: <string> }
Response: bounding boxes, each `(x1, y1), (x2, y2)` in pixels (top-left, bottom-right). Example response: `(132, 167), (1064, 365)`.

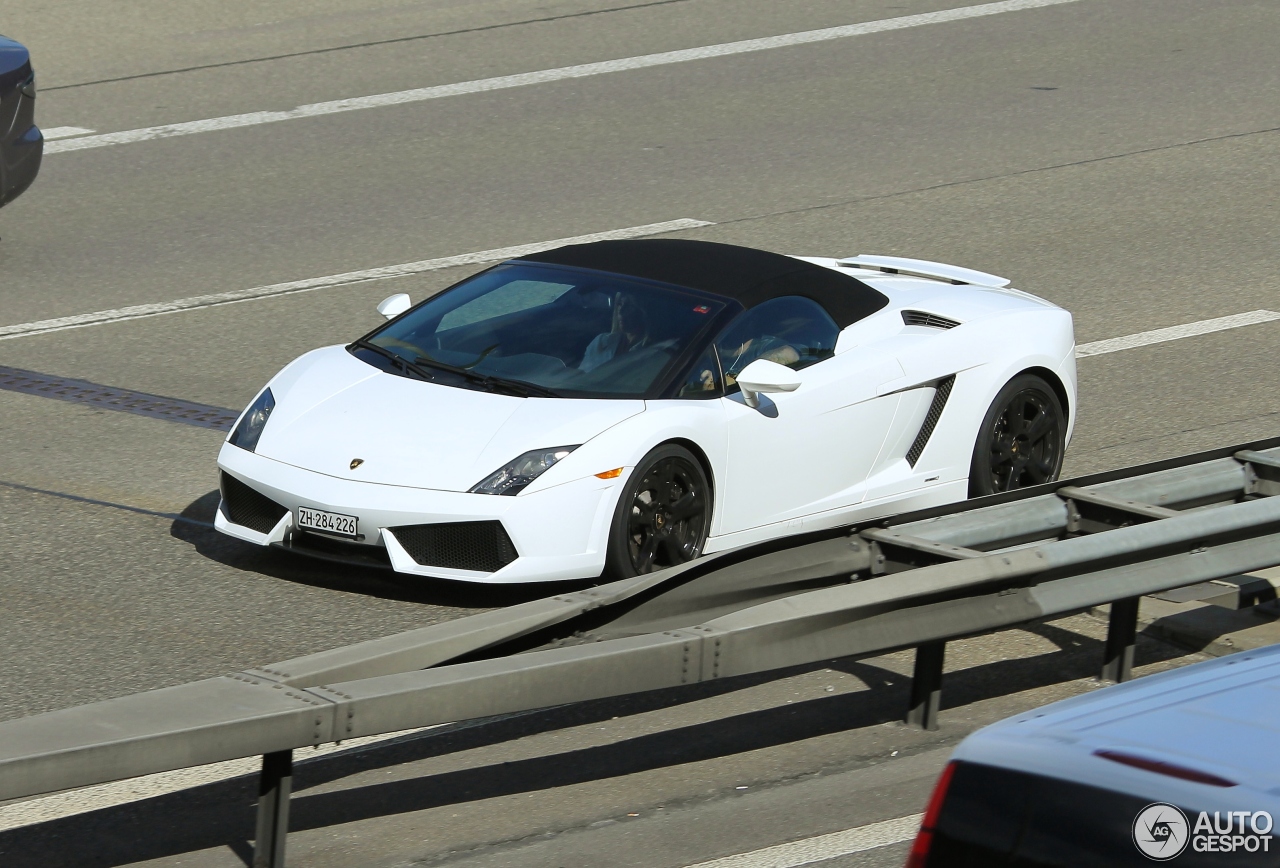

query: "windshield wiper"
(350, 340), (436, 382)
(412, 355), (560, 398)
(484, 377), (561, 399)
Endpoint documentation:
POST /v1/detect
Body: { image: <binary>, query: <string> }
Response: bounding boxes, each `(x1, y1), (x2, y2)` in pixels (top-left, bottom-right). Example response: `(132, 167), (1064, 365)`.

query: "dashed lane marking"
(1075, 310), (1280, 358)
(4, 307), (1278, 433)
(680, 813), (924, 868)
(40, 126), (96, 140)
(0, 218), (711, 341)
(45, 0), (1084, 155)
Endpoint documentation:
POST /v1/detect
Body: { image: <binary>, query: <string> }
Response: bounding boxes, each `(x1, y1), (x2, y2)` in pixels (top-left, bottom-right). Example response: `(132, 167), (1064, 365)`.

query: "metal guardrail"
(3, 438), (1280, 866)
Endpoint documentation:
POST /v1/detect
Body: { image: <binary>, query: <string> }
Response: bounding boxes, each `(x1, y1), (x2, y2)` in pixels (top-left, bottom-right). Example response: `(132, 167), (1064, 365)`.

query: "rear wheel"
(969, 375), (1065, 497)
(603, 444), (711, 580)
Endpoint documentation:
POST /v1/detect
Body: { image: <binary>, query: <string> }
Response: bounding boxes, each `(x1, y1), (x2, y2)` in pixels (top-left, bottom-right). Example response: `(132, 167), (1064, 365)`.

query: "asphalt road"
(0, 0), (1277, 864)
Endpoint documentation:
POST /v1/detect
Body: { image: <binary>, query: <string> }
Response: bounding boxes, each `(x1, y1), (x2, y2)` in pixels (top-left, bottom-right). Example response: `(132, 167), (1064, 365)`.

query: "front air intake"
(389, 521), (519, 573)
(219, 471), (288, 533)
(902, 310), (960, 330)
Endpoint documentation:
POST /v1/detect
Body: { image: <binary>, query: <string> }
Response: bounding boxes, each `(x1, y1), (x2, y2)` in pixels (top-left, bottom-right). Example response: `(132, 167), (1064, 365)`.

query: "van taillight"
(904, 761), (957, 868)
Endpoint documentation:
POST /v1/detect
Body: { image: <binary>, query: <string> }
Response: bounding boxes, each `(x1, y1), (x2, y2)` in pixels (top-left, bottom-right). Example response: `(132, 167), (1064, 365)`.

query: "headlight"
(470, 446), (578, 496)
(229, 388), (275, 452)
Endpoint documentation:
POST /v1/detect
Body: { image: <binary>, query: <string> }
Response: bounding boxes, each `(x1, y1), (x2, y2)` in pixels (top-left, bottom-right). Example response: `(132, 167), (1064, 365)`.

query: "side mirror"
(376, 293), (412, 320)
(735, 359), (801, 409)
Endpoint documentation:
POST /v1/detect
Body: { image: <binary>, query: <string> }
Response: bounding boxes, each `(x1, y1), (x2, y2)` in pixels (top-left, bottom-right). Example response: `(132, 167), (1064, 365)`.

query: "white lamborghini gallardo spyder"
(216, 239), (1076, 583)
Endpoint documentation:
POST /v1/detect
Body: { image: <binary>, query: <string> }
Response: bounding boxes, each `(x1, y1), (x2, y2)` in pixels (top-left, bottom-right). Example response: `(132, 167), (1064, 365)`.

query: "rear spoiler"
(837, 255), (1010, 288)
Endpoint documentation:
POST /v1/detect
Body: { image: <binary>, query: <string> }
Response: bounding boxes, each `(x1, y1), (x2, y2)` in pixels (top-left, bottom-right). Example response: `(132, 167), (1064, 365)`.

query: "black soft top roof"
(519, 239), (888, 328)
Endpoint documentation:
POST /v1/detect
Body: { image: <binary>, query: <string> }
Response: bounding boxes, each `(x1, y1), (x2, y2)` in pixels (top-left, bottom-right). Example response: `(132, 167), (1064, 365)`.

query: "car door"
(713, 298), (903, 536)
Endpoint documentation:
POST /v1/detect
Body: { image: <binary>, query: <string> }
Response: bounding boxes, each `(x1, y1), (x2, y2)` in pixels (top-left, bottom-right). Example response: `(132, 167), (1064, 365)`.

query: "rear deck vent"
(902, 310), (960, 330)
(906, 375), (956, 467)
(390, 521), (519, 573)
(219, 471), (288, 534)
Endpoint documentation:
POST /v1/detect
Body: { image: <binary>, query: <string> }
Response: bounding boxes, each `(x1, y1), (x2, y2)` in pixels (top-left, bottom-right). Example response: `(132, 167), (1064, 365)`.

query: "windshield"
(358, 263), (731, 398)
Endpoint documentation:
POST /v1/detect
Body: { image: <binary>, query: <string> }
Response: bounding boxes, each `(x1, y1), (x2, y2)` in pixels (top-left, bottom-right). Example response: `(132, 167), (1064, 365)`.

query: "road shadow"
(1139, 603), (1278, 656)
(0, 616), (1193, 867)
(169, 490), (587, 609)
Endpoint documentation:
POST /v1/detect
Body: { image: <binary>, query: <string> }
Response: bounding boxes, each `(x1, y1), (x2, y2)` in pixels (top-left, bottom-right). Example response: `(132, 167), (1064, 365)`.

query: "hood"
(253, 346), (644, 491)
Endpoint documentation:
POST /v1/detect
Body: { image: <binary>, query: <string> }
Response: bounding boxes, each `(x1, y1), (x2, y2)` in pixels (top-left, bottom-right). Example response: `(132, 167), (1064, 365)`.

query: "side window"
(714, 296), (839, 384)
(676, 345), (723, 398)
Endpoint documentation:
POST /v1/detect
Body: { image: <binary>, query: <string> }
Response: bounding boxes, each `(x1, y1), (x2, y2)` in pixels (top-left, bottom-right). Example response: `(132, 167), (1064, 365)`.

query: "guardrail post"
(906, 641), (945, 731)
(1101, 597), (1140, 683)
(253, 750), (293, 868)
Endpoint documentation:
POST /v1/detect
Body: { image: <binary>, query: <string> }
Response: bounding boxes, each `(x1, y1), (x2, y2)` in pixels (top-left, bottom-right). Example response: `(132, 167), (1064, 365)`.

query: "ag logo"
(1134, 803), (1190, 860)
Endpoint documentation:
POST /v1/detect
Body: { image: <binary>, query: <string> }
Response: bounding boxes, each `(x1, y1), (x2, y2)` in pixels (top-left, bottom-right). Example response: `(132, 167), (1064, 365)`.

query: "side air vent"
(389, 521), (519, 573)
(219, 471), (288, 533)
(902, 310), (961, 330)
(906, 376), (956, 467)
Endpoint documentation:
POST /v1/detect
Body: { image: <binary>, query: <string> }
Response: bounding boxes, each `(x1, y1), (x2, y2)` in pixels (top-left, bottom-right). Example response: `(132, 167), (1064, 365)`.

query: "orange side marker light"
(595, 467), (624, 479)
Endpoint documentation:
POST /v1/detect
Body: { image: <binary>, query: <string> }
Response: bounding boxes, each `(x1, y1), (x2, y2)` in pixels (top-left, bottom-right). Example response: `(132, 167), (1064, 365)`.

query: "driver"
(580, 293), (650, 373)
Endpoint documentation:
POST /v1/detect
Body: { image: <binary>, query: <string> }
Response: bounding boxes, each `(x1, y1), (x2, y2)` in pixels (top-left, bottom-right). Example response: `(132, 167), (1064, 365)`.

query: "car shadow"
(0, 617), (1194, 867)
(169, 490), (592, 609)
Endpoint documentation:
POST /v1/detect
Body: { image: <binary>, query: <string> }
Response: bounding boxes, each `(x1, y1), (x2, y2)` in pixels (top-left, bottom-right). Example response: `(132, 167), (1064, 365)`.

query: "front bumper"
(1, 66), (41, 207)
(0, 123), (40, 206)
(215, 444), (620, 583)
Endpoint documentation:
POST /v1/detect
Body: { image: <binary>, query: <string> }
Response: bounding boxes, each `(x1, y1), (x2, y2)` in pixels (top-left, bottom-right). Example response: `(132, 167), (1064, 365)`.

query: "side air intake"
(906, 375), (956, 467)
(902, 310), (960, 330)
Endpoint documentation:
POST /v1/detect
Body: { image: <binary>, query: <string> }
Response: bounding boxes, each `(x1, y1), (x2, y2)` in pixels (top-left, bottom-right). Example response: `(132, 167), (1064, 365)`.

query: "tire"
(602, 444), (712, 580)
(968, 374), (1066, 497)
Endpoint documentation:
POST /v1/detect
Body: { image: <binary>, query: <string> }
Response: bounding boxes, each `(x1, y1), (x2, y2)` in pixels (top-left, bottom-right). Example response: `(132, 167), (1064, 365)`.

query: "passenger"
(711, 335), (798, 389)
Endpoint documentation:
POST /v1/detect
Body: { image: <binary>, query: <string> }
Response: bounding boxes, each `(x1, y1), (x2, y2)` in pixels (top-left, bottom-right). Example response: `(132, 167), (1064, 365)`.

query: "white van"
(906, 644), (1280, 866)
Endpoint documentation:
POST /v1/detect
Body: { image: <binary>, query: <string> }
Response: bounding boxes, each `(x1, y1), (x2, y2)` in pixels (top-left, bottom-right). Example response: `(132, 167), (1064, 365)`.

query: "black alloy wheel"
(969, 375), (1065, 497)
(604, 444), (711, 579)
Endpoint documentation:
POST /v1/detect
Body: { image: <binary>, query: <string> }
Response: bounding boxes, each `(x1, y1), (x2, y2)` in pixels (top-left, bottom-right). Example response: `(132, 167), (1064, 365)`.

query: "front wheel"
(968, 375), (1066, 497)
(602, 444), (712, 580)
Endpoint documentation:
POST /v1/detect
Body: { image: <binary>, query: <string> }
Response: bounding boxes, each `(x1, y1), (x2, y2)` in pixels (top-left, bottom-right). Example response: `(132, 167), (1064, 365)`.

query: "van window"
(926, 761), (1247, 867)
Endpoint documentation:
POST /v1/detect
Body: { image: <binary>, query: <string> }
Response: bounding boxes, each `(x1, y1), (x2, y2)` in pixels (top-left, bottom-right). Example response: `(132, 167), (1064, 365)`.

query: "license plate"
(297, 506), (359, 538)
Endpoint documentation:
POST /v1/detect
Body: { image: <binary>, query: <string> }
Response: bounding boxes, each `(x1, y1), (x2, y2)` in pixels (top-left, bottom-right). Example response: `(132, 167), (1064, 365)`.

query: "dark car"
(0, 34), (40, 207)
(905, 645), (1280, 866)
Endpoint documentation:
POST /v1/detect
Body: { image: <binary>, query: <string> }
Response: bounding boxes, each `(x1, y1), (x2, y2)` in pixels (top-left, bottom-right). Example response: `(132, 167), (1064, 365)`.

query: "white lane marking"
(0, 726), (435, 832)
(682, 814), (923, 868)
(0, 218), (712, 341)
(40, 126), (97, 140)
(1075, 310), (1280, 358)
(46, 0), (1083, 155)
